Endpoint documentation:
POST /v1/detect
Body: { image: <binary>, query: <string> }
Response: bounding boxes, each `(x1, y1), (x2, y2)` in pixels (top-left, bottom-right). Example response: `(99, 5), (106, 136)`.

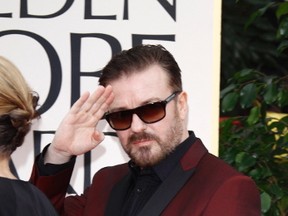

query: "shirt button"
(136, 188), (142, 193)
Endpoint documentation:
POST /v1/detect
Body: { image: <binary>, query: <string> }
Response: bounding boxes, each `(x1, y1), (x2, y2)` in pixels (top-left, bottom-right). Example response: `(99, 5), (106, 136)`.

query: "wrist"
(44, 144), (72, 164)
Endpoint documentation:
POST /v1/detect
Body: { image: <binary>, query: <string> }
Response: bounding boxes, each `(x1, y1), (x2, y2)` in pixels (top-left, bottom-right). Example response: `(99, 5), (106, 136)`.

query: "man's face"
(108, 64), (188, 167)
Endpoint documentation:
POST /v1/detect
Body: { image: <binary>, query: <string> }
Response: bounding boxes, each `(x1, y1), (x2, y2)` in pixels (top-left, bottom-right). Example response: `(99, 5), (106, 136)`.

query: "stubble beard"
(125, 113), (183, 167)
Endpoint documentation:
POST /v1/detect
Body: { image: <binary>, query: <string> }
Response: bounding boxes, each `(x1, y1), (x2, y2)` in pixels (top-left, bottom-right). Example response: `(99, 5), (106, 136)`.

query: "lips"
(129, 132), (156, 147)
(132, 138), (152, 146)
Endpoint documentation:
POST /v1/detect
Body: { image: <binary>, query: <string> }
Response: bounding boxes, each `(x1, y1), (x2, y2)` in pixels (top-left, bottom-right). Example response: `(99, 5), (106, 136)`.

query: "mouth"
(132, 138), (153, 146)
(129, 132), (156, 147)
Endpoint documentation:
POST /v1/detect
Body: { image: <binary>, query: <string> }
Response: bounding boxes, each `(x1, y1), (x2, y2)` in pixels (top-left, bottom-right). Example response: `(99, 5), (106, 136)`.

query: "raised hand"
(44, 85), (114, 164)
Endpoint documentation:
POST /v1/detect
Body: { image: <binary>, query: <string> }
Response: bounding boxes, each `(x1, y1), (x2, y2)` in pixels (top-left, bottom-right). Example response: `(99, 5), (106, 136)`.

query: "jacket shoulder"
(91, 163), (129, 186)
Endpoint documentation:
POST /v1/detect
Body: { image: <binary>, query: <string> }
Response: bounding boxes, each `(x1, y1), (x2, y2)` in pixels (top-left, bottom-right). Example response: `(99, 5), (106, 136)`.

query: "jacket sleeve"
(30, 153), (76, 215)
(203, 175), (261, 216)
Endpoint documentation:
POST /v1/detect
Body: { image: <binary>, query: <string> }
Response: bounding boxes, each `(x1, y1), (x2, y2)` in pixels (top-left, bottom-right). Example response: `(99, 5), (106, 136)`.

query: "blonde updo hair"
(0, 56), (39, 155)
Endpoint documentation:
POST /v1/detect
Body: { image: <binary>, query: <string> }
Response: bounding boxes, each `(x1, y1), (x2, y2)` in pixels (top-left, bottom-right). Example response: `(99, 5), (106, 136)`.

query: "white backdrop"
(0, 0), (221, 195)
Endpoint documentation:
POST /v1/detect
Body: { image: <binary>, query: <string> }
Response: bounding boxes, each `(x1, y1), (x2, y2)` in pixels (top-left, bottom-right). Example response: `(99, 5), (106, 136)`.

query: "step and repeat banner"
(0, 0), (221, 194)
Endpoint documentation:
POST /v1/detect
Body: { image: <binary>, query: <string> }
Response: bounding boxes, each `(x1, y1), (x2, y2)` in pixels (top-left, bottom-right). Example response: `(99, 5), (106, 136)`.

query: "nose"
(130, 113), (147, 132)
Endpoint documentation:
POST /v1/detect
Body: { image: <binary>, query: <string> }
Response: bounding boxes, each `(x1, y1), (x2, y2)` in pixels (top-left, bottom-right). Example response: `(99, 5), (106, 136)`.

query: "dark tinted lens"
(106, 102), (166, 130)
(136, 102), (166, 123)
(106, 110), (132, 130)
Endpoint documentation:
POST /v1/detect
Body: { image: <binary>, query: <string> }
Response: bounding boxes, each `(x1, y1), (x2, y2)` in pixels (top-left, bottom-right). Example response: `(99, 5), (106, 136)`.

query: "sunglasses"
(104, 91), (181, 131)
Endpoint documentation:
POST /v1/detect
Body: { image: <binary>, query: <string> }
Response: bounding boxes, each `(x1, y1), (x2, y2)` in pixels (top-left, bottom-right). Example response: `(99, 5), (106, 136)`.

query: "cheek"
(160, 109), (176, 127)
(149, 119), (170, 136)
(153, 110), (180, 136)
(116, 131), (129, 146)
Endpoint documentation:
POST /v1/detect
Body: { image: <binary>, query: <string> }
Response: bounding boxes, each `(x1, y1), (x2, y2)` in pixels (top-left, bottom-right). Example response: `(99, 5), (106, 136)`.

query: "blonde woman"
(0, 56), (58, 215)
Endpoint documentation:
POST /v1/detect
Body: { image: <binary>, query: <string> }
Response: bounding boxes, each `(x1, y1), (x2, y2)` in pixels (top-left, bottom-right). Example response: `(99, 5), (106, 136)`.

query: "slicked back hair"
(99, 44), (182, 92)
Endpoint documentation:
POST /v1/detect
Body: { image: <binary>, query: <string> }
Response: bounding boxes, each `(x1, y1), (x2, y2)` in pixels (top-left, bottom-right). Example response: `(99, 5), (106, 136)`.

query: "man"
(31, 44), (261, 215)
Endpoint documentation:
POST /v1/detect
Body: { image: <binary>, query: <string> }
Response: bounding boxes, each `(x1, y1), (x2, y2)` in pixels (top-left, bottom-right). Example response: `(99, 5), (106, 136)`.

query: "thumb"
(91, 130), (105, 147)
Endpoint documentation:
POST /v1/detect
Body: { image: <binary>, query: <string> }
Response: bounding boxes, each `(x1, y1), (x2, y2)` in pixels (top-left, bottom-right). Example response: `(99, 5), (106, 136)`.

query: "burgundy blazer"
(30, 139), (261, 216)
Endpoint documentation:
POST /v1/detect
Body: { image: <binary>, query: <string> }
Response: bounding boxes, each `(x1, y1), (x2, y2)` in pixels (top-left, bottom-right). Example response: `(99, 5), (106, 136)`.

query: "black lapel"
(104, 173), (132, 216)
(137, 164), (195, 216)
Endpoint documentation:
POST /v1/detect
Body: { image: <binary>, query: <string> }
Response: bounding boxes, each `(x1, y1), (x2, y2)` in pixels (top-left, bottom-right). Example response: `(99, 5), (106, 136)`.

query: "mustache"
(128, 132), (158, 144)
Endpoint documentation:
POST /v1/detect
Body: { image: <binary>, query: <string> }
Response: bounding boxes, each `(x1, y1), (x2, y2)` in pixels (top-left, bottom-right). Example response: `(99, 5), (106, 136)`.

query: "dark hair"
(99, 44), (182, 92)
(0, 56), (39, 155)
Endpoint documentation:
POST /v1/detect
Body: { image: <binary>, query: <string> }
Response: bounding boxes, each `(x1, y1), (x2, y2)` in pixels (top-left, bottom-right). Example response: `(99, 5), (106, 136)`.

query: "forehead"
(109, 64), (171, 108)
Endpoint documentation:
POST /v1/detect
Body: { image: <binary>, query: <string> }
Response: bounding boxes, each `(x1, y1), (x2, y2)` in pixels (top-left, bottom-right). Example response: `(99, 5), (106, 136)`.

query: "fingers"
(90, 85), (114, 117)
(80, 86), (106, 113)
(69, 91), (91, 114)
(70, 85), (114, 117)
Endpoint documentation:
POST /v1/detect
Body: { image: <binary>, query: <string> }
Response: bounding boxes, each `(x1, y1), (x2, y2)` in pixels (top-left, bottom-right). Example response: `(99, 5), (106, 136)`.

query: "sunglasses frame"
(104, 91), (181, 131)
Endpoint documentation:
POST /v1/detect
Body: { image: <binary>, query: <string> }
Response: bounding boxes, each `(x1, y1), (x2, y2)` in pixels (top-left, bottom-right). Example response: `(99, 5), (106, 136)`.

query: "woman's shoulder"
(0, 177), (58, 216)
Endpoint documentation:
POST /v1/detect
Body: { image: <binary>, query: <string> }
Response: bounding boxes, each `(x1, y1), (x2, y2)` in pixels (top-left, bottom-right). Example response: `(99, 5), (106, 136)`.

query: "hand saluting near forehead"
(44, 85), (114, 164)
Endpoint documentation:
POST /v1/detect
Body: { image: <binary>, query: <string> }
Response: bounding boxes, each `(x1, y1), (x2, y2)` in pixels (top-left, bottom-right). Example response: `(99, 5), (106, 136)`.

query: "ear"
(177, 91), (188, 120)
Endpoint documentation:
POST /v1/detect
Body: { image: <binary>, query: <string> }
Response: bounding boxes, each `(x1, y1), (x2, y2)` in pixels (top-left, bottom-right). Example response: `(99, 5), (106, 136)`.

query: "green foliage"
(221, 0), (288, 90)
(220, 69), (288, 117)
(220, 0), (288, 215)
(219, 115), (288, 215)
